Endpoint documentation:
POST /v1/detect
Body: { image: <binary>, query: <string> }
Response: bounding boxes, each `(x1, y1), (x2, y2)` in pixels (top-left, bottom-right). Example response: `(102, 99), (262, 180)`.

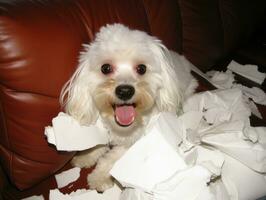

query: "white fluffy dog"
(60, 23), (198, 191)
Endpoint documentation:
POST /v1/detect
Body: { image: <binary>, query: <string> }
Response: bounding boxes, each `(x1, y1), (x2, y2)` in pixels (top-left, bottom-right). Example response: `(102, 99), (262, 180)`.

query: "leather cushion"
(0, 0), (181, 190)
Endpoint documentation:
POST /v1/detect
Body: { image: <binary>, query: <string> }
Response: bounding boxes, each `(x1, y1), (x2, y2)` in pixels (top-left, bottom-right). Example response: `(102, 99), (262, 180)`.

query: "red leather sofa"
(0, 0), (265, 199)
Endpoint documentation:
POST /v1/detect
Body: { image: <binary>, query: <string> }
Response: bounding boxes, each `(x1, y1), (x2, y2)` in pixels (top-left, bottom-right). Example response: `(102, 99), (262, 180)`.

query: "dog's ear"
(150, 40), (183, 113)
(60, 46), (99, 125)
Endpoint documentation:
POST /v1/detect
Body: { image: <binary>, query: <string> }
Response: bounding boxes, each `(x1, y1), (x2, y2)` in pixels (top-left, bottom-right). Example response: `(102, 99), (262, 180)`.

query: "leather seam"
(0, 85), (12, 181)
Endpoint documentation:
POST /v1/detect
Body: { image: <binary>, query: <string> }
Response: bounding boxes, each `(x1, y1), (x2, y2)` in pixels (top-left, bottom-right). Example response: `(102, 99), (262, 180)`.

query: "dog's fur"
(60, 24), (198, 191)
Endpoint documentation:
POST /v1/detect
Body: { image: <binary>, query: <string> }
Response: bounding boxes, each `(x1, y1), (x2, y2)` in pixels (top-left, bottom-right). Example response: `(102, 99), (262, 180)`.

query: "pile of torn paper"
(111, 88), (266, 200)
(41, 87), (266, 200)
(190, 60), (266, 119)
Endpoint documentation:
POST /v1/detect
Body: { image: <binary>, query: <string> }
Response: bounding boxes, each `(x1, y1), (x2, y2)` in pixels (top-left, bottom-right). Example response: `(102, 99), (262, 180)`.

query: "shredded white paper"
(203, 65), (266, 119)
(55, 167), (81, 188)
(120, 188), (153, 200)
(110, 112), (187, 192)
(207, 69), (266, 106)
(111, 88), (266, 200)
(45, 112), (109, 151)
(206, 70), (235, 89)
(236, 84), (266, 105)
(45, 88), (266, 200)
(227, 60), (266, 85)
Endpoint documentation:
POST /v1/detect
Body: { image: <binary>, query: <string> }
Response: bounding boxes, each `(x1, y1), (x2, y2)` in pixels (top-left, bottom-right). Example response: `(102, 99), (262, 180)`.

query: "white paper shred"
(55, 167), (81, 188)
(49, 184), (121, 200)
(45, 112), (109, 151)
(22, 195), (45, 200)
(245, 100), (263, 119)
(234, 84), (266, 105)
(227, 60), (266, 85)
(183, 88), (251, 125)
(110, 112), (187, 193)
(45, 85), (266, 200)
(202, 66), (266, 117)
(120, 188), (153, 200)
(153, 165), (214, 200)
(109, 88), (266, 200)
(222, 154), (266, 200)
(206, 70), (235, 89)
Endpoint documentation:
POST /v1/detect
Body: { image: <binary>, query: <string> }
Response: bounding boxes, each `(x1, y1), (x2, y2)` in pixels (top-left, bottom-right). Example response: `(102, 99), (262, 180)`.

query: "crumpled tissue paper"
(55, 167), (81, 188)
(45, 112), (109, 151)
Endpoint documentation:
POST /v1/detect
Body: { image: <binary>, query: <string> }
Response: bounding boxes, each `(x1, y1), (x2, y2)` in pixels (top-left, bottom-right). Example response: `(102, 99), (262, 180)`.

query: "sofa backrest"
(0, 0), (183, 190)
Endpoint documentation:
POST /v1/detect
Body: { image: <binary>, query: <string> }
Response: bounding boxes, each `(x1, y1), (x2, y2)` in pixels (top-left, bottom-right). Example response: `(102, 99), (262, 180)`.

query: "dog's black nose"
(115, 85), (135, 101)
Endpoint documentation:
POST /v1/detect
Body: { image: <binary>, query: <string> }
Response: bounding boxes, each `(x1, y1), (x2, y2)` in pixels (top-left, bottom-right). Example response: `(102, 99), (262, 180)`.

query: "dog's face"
(92, 62), (156, 132)
(87, 27), (164, 133)
(61, 24), (181, 134)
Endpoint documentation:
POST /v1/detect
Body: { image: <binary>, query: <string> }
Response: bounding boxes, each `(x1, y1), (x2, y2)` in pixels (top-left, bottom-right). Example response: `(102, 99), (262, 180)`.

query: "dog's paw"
(87, 172), (114, 192)
(71, 146), (109, 168)
(70, 155), (97, 168)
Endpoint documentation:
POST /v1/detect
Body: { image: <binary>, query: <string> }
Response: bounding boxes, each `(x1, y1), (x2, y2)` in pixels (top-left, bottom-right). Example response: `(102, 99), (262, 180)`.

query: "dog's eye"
(136, 64), (146, 75)
(101, 64), (113, 75)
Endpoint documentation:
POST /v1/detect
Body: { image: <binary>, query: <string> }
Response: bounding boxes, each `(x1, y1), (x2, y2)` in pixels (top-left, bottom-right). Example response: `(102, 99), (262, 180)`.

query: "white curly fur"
(60, 23), (198, 191)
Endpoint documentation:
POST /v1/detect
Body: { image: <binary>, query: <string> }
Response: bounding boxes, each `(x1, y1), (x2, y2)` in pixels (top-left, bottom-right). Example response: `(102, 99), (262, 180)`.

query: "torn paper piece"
(234, 84), (266, 105)
(110, 113), (187, 192)
(175, 111), (204, 152)
(202, 129), (266, 173)
(183, 88), (251, 126)
(190, 65), (233, 90)
(45, 112), (109, 151)
(147, 112), (192, 149)
(120, 188), (153, 200)
(49, 184), (121, 200)
(245, 99), (263, 119)
(194, 146), (224, 176)
(227, 60), (266, 85)
(22, 195), (44, 200)
(222, 154), (266, 200)
(55, 167), (81, 188)
(153, 166), (214, 200)
(244, 126), (266, 145)
(205, 70), (266, 106)
(208, 180), (230, 200)
(206, 70), (235, 89)
(175, 111), (203, 132)
(192, 67), (265, 119)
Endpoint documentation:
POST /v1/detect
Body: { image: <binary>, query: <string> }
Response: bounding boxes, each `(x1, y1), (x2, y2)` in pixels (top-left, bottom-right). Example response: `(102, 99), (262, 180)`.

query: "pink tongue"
(115, 105), (136, 126)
